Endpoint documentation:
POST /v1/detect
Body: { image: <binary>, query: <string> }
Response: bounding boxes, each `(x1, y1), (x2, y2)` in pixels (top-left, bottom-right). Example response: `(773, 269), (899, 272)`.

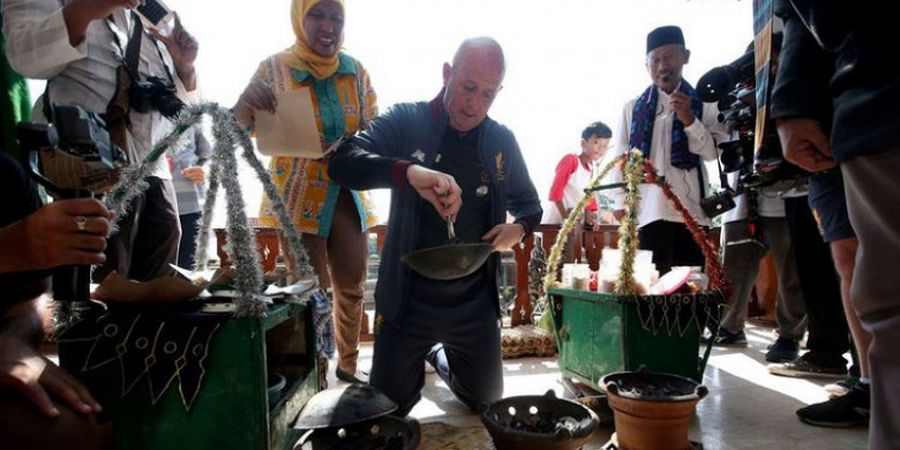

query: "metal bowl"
(401, 243), (495, 281)
(482, 390), (599, 450)
(294, 415), (420, 450)
(293, 384), (398, 430)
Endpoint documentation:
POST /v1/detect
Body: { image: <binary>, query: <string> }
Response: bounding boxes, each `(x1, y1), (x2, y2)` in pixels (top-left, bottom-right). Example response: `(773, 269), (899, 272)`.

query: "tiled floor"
(328, 323), (868, 449)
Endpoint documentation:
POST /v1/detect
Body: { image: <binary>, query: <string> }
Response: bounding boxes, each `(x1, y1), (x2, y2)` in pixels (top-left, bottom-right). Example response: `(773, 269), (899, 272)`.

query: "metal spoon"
(446, 217), (461, 244)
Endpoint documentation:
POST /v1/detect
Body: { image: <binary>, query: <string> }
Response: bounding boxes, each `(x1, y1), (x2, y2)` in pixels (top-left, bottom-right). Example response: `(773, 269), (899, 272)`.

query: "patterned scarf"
(629, 81), (704, 170)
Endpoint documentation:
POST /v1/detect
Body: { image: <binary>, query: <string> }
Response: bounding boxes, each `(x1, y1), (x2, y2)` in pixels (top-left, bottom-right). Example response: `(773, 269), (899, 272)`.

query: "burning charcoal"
(556, 416), (579, 434)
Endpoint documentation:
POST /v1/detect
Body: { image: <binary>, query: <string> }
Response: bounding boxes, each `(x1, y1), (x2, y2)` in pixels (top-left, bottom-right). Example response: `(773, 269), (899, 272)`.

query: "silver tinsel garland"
(60, 102), (316, 320)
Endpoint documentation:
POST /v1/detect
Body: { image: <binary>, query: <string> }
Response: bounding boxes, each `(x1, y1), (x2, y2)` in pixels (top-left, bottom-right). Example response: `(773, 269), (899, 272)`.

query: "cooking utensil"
(401, 217), (495, 281)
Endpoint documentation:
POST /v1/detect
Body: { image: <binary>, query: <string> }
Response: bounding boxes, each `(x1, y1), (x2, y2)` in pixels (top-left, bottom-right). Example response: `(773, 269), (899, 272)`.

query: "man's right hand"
(406, 165), (462, 221)
(776, 117), (837, 173)
(3, 199), (114, 272)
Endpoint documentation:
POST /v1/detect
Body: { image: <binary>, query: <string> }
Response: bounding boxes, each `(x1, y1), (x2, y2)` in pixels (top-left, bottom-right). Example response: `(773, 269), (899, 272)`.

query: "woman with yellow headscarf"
(234, 0), (377, 384)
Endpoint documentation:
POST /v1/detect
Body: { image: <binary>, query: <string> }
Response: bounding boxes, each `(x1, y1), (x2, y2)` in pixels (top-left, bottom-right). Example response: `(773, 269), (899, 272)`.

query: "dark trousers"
(638, 220), (705, 274)
(783, 197), (849, 358)
(177, 212), (201, 269)
(370, 281), (503, 416)
(94, 177), (180, 283)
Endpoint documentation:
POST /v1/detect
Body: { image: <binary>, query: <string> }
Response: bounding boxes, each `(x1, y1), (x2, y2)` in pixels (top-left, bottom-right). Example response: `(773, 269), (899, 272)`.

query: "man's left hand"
(670, 91), (695, 127)
(482, 224), (525, 251)
(151, 13), (198, 89)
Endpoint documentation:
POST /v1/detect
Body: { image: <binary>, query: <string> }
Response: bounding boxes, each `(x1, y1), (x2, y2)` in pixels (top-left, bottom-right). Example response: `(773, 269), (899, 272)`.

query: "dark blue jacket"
(329, 97), (542, 326)
(771, 0), (900, 161)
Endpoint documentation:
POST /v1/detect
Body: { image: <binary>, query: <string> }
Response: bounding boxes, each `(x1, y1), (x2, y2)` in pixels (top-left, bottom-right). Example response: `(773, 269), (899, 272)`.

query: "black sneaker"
(824, 377), (862, 398)
(701, 328), (747, 347)
(765, 337), (800, 362)
(768, 352), (848, 379)
(797, 385), (870, 428)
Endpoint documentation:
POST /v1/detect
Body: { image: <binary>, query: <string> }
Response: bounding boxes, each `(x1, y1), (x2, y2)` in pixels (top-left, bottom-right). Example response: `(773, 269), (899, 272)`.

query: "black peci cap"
(647, 25), (685, 53)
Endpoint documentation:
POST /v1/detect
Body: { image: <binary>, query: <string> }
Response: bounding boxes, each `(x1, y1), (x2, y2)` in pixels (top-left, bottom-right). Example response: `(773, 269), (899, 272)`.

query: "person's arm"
(771, 0), (837, 172)
(548, 154), (578, 218)
(150, 13), (198, 92)
(607, 103), (630, 219)
(682, 102), (724, 161)
(1, 0), (125, 78)
(330, 104), (463, 220)
(194, 127), (211, 165)
(356, 60), (379, 124)
(0, 199), (112, 273)
(329, 104), (413, 191)
(0, 299), (102, 417)
(482, 130), (542, 251)
(233, 63), (275, 129)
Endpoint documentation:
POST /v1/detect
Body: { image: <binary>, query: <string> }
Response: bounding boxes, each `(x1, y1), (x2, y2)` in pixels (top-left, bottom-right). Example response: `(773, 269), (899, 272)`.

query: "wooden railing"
(217, 223), (720, 330)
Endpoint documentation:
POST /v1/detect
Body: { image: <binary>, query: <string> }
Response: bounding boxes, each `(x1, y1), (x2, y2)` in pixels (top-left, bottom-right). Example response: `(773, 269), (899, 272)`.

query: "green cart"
(547, 288), (722, 388)
(59, 302), (319, 450)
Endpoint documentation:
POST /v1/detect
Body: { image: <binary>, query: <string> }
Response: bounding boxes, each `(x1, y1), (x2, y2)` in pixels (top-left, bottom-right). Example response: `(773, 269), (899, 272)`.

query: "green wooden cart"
(59, 302), (319, 450)
(548, 288), (721, 388)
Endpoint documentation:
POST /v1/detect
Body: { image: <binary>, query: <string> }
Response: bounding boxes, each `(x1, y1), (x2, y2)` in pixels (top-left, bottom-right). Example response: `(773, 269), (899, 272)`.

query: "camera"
(700, 189), (737, 219)
(130, 75), (186, 119)
(17, 105), (127, 193)
(16, 104), (128, 303)
(695, 34), (806, 218)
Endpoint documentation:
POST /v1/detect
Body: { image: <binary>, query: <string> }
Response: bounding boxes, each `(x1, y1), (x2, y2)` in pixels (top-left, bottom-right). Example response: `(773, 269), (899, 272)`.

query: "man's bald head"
(442, 37), (506, 132)
(451, 37), (506, 79)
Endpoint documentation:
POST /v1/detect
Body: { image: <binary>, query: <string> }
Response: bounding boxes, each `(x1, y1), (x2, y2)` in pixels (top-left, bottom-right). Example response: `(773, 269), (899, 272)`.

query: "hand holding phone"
(135, 0), (174, 27)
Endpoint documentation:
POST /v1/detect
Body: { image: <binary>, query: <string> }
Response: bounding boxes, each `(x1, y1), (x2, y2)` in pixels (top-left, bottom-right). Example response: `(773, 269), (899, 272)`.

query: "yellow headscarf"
(278, 0), (345, 79)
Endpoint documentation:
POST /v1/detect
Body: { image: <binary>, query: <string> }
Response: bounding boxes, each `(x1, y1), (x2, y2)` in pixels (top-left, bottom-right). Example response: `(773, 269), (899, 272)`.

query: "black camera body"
(701, 189), (737, 219)
(696, 36), (806, 218)
(16, 104), (127, 303)
(130, 75), (185, 119)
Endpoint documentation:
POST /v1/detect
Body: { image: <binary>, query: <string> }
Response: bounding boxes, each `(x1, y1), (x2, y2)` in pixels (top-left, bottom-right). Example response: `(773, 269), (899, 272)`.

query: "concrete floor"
(328, 322), (868, 450)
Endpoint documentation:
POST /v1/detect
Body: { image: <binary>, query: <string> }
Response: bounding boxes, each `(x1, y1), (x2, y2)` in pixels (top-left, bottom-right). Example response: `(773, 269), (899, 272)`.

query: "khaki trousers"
(298, 189), (368, 373)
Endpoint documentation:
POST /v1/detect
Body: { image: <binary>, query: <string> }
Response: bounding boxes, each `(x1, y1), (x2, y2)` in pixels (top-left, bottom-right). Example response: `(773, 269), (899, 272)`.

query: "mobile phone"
(135, 0), (175, 27)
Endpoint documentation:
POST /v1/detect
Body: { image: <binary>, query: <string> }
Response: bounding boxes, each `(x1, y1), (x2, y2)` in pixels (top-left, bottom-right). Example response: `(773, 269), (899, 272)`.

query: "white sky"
(28, 0), (754, 223)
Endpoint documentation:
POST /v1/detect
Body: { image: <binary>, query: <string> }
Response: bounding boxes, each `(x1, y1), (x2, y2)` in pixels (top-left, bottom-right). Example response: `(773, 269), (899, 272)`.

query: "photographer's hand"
(0, 199), (113, 273)
(776, 117), (836, 172)
(151, 13), (198, 91)
(670, 92), (696, 127)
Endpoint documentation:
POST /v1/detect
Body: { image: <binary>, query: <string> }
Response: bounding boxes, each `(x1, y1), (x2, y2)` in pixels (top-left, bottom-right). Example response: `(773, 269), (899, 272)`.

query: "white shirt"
(543, 154), (595, 224)
(3, 0), (197, 180)
(607, 84), (729, 227)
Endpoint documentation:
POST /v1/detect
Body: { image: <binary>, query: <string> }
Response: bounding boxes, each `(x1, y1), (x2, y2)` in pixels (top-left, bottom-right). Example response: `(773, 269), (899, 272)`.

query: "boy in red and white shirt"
(545, 121), (612, 261)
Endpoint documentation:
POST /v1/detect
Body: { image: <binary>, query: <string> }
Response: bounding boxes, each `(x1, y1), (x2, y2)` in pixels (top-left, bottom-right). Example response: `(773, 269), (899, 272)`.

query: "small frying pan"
(401, 219), (495, 281)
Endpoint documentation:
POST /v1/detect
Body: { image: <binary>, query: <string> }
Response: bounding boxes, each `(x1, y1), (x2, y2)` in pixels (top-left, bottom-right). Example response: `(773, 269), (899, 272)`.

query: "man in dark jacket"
(772, 1), (900, 447)
(329, 37), (541, 415)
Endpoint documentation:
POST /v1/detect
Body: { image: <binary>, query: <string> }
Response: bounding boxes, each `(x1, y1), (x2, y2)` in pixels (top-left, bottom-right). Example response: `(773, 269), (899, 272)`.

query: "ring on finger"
(74, 216), (88, 232)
